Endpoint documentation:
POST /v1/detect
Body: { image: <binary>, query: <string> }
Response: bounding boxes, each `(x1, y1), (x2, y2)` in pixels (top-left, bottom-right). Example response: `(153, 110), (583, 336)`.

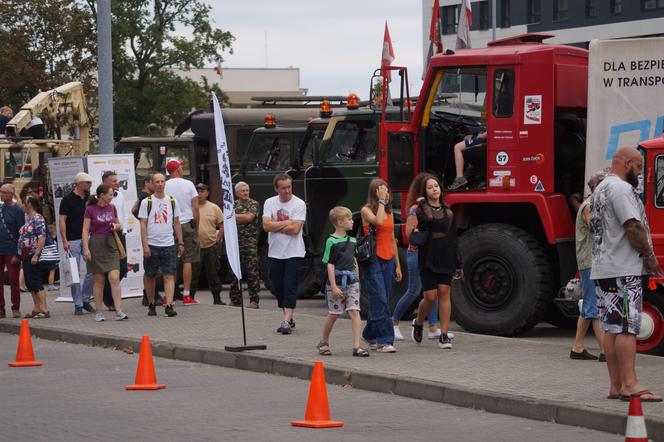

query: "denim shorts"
(144, 245), (177, 277)
(579, 268), (598, 319)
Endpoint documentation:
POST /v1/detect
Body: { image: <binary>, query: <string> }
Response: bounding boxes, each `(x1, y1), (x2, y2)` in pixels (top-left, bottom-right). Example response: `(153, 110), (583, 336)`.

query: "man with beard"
(590, 146), (664, 402)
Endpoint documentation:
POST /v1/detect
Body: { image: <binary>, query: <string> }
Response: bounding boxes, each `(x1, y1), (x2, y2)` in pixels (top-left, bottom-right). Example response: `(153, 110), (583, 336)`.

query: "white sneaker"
(95, 312), (105, 322)
(427, 328), (441, 339)
(393, 326), (404, 341)
(115, 311), (128, 321)
(376, 344), (397, 353)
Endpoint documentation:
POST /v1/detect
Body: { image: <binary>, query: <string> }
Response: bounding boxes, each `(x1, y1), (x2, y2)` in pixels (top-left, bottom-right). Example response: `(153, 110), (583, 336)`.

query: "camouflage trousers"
(191, 244), (223, 294)
(229, 243), (260, 305)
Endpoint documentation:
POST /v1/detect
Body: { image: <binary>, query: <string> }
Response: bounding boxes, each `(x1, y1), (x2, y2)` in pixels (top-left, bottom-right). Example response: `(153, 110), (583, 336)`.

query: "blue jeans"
(269, 257), (302, 309)
(392, 250), (438, 325)
(69, 240), (91, 307)
(362, 257), (395, 345)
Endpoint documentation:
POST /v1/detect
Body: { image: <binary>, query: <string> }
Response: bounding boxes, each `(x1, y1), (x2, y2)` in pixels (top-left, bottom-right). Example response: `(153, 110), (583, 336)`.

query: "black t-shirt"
(322, 234), (357, 271)
(59, 191), (87, 241)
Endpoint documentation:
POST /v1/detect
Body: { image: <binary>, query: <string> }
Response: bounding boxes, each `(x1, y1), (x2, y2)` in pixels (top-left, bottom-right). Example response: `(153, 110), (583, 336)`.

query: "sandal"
(620, 390), (663, 402)
(317, 341), (332, 356)
(352, 347), (370, 357)
(23, 311), (38, 319)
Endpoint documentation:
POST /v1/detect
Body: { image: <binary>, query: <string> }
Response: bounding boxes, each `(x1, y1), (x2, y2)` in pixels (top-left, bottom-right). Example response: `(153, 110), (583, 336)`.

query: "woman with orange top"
(360, 178), (402, 353)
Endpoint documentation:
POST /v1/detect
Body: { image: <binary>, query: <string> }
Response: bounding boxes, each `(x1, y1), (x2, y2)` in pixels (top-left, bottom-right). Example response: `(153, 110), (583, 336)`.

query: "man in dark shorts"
(590, 146), (663, 402)
(138, 173), (184, 317)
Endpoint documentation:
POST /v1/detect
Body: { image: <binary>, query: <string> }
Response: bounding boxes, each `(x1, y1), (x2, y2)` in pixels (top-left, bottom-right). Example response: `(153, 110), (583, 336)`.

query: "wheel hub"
(467, 257), (515, 310)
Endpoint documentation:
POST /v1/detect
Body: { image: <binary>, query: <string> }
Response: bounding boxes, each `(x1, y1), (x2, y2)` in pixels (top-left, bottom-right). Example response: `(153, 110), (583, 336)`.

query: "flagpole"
(492, 0), (497, 41)
(239, 279), (247, 346)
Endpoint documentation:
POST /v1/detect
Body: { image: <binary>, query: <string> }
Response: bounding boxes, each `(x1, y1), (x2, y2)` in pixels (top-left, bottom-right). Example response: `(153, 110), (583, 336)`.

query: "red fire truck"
(373, 33), (664, 354)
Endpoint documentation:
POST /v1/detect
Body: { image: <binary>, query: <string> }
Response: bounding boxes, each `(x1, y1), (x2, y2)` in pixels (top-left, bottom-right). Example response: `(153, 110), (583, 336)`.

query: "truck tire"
(452, 223), (553, 336)
(637, 290), (664, 355)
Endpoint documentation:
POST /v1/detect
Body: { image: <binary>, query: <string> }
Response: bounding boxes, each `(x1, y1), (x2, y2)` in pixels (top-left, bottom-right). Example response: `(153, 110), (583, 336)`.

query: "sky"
(210, 1), (426, 98)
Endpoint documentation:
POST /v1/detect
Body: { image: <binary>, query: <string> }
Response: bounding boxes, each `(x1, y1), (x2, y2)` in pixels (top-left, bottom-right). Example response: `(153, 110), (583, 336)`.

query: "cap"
(74, 172), (93, 183)
(166, 159), (184, 173)
(195, 183), (209, 191)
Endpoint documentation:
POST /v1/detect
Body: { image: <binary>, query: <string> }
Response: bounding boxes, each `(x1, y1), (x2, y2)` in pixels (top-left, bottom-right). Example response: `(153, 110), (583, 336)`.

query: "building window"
(442, 5), (459, 35)
(554, 0), (569, 21)
(528, 0), (541, 23)
(611, 0), (623, 14)
(500, 0), (511, 27)
(479, 1), (491, 30)
(586, 0), (598, 17)
(643, 0), (664, 10)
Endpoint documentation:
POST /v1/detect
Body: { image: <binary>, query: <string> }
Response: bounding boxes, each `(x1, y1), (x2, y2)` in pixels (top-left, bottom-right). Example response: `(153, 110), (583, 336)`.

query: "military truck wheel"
(452, 223), (553, 336)
(258, 245), (272, 292)
(297, 255), (321, 299)
(359, 248), (409, 320)
(637, 290), (664, 355)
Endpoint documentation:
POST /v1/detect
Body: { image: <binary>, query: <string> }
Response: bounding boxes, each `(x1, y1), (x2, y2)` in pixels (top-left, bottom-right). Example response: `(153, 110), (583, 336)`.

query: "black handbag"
(408, 230), (429, 247)
(355, 224), (376, 264)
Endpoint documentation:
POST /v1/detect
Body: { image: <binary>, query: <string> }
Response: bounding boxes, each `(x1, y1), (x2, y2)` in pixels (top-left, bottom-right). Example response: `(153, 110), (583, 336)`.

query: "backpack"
(146, 195), (176, 225)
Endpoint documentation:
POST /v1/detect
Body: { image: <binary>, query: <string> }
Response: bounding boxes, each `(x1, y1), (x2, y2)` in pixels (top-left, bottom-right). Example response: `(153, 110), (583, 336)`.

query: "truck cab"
(377, 34), (589, 337)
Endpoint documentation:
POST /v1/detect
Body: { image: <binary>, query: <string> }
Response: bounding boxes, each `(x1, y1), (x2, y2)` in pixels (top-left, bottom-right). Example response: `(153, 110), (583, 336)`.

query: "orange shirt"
(364, 214), (394, 260)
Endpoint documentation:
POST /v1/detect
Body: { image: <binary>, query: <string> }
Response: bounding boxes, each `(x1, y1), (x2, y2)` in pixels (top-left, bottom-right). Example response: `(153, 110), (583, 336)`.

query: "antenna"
(265, 31), (268, 68)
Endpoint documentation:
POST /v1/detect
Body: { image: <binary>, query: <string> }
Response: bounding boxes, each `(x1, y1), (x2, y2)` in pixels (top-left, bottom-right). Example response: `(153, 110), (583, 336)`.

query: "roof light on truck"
(264, 113), (276, 128)
(320, 100), (332, 118)
(347, 93), (360, 110)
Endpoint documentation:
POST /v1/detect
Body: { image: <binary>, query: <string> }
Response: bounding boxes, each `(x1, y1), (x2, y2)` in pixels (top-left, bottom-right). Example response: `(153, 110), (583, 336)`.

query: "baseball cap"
(195, 183), (209, 191)
(166, 159), (184, 173)
(74, 172), (93, 183)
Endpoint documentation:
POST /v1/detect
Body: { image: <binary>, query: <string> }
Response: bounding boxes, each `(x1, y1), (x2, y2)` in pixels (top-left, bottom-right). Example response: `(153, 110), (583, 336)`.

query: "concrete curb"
(2, 322), (663, 439)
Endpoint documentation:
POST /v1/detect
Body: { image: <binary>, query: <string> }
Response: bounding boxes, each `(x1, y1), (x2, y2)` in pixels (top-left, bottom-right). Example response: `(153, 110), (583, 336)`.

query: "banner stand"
(212, 92), (266, 353)
(224, 280), (267, 352)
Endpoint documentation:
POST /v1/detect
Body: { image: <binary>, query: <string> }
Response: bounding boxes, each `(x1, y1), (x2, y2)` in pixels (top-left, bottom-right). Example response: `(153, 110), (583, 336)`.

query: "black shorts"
(23, 258), (43, 292)
(420, 269), (452, 292)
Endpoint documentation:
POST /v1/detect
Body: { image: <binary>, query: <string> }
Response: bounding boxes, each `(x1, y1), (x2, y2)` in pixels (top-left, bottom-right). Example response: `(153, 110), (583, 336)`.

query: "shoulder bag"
(355, 224), (376, 264)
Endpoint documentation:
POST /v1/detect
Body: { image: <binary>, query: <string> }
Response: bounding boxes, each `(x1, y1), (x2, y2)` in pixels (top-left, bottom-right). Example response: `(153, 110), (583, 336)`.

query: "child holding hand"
(317, 207), (369, 357)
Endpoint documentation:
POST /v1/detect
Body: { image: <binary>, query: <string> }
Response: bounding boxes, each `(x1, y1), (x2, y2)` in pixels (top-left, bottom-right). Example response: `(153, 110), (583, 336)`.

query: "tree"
(87, 0), (234, 138)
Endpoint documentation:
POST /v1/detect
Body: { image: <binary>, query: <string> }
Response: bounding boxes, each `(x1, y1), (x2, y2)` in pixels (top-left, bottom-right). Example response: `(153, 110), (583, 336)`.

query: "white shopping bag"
(68, 252), (80, 284)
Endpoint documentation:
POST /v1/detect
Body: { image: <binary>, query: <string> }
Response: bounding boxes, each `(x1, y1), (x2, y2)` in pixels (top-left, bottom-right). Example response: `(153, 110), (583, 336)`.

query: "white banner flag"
(212, 93), (242, 280)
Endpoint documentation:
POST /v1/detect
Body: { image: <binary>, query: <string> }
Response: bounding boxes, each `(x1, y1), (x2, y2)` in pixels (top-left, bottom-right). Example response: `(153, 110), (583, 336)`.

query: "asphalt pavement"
(0, 335), (623, 442)
(0, 288), (662, 439)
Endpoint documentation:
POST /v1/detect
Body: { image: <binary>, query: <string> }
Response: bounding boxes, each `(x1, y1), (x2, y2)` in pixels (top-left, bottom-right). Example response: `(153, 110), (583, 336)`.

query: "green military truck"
(236, 102), (409, 308)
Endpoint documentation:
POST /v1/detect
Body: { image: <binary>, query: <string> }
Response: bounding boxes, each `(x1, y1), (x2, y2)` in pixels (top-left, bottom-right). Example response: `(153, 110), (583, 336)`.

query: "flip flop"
(620, 390), (663, 402)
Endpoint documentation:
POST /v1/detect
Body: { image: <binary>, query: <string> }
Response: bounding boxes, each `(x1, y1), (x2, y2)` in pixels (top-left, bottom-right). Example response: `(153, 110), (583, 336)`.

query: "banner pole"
(239, 279), (247, 346)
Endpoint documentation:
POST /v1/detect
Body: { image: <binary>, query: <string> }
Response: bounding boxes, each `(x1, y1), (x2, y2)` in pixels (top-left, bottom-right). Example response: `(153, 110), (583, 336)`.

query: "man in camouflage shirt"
(229, 182), (261, 308)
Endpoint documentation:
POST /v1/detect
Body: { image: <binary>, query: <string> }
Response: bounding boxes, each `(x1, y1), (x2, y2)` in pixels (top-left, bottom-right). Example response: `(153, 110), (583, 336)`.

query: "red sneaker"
(182, 295), (200, 306)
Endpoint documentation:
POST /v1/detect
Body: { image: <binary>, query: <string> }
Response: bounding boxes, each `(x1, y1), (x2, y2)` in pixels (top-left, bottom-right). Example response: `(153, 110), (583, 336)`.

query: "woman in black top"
(409, 173), (461, 349)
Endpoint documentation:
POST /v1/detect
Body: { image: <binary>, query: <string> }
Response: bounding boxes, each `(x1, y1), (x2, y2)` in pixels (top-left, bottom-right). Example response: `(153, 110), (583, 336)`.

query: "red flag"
(214, 60), (222, 78)
(381, 22), (395, 82)
(425, 0), (443, 75)
(429, 0), (443, 54)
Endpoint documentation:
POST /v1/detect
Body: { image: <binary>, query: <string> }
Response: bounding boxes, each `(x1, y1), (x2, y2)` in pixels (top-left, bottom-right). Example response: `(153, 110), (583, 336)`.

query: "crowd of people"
(0, 146), (660, 402)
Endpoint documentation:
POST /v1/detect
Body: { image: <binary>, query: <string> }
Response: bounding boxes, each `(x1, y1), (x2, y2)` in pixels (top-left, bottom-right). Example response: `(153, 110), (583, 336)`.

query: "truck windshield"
(246, 134), (292, 171)
(323, 120), (377, 163)
(301, 125), (326, 167)
(431, 67), (487, 119)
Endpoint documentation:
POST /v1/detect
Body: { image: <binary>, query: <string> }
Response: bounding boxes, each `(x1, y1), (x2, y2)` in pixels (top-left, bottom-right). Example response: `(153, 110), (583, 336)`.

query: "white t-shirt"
(112, 190), (129, 233)
(590, 175), (652, 279)
(165, 177), (197, 223)
(262, 195), (306, 259)
(138, 194), (181, 247)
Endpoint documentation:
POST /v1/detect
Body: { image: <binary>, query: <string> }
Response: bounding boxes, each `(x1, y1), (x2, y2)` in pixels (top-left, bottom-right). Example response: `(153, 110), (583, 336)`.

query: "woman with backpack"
(360, 178), (401, 353)
(82, 184), (127, 322)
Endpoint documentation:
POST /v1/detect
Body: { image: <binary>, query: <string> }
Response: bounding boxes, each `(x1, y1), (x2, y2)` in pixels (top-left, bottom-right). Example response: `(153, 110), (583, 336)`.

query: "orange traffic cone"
(8, 320), (42, 367)
(125, 336), (166, 391)
(625, 394), (648, 442)
(291, 360), (344, 428)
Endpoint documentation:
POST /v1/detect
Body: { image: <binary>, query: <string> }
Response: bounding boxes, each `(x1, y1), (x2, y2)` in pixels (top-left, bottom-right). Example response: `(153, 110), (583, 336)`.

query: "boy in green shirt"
(317, 206), (369, 357)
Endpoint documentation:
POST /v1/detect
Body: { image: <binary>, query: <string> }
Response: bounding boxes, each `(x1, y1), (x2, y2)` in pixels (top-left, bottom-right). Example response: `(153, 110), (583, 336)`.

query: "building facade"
(422, 0), (664, 60)
(172, 67), (306, 107)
